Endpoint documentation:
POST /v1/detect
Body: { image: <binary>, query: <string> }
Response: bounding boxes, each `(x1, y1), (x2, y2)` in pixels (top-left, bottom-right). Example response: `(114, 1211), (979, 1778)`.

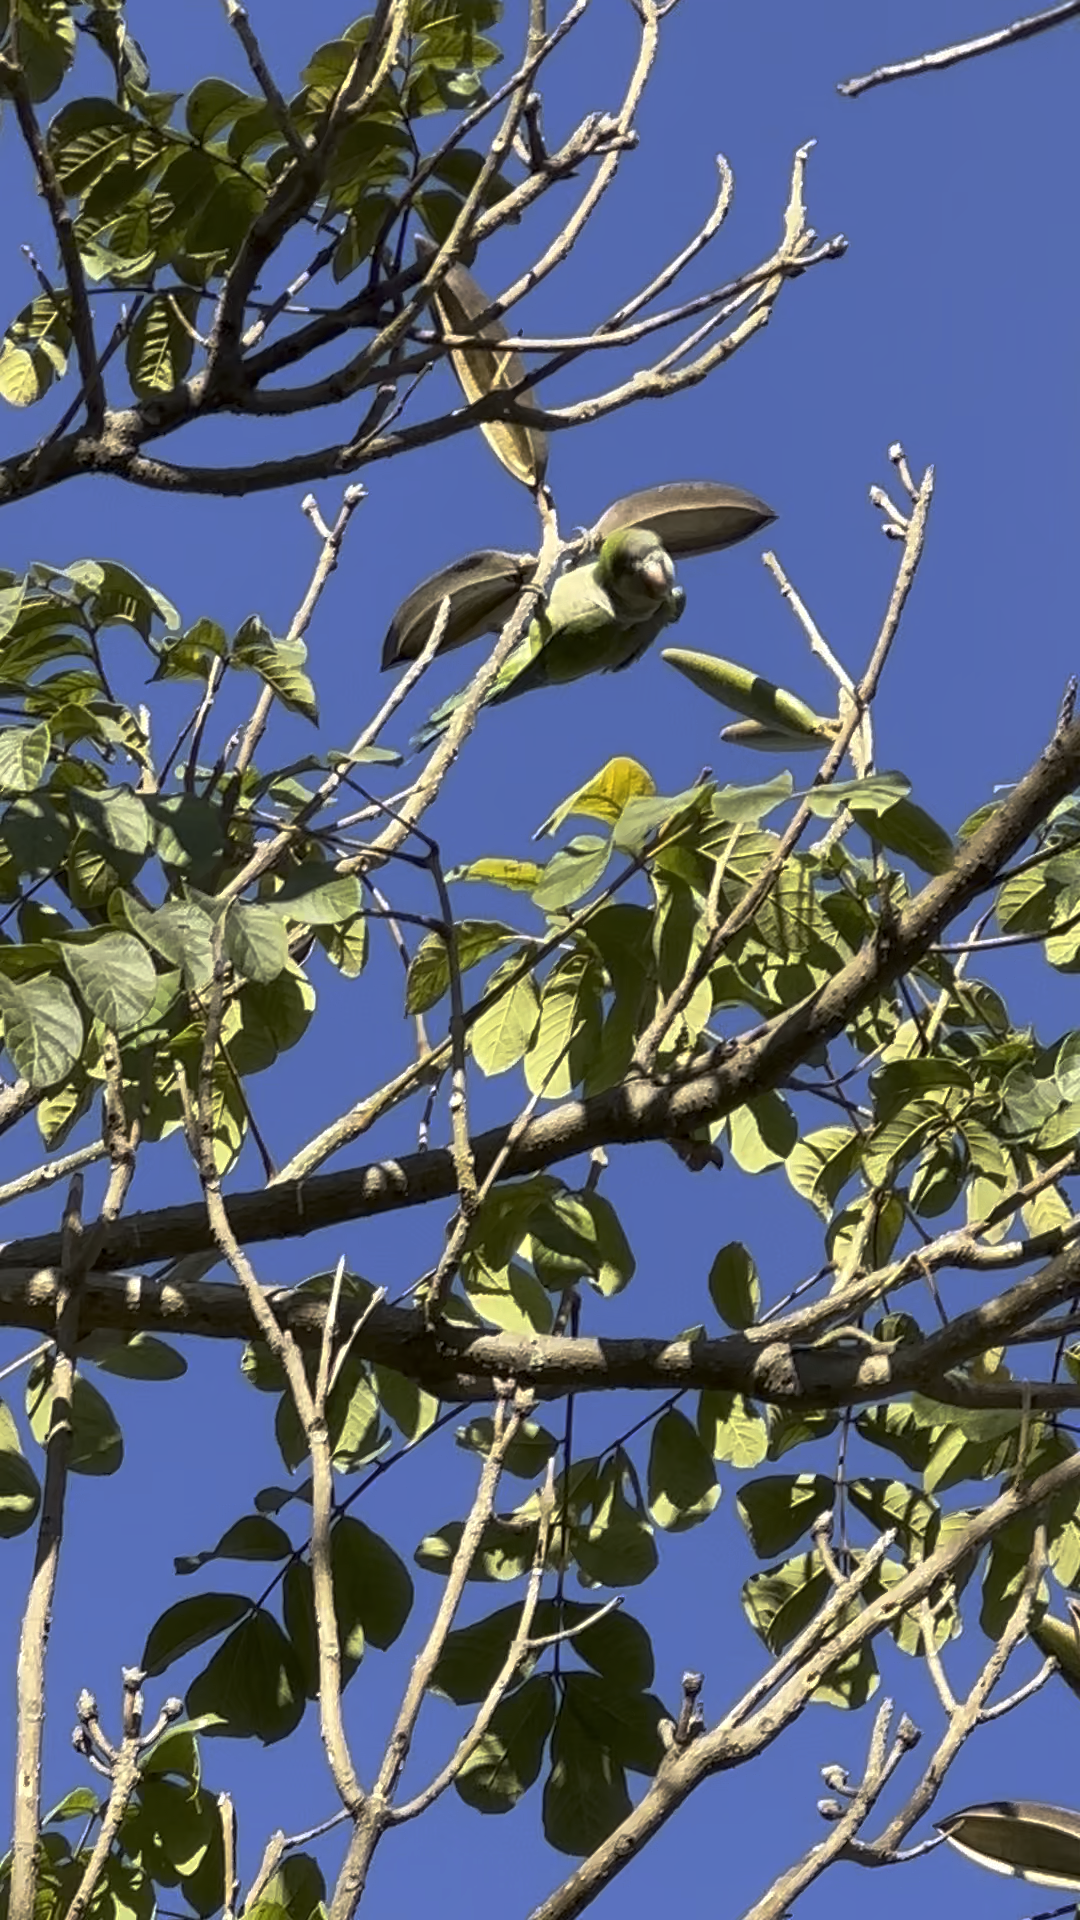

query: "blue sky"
(1, 5), (1078, 1918)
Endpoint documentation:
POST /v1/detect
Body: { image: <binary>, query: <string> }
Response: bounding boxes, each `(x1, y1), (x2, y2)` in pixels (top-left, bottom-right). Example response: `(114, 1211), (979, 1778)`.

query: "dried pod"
(417, 237), (548, 491)
(938, 1801), (1080, 1891)
(662, 646), (832, 738)
(381, 549), (534, 669)
(591, 481), (775, 557)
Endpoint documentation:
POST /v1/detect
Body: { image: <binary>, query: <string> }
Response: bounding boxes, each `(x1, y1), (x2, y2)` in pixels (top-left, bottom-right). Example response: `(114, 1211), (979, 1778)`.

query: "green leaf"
(558, 1670), (666, 1775)
(847, 1478), (939, 1555)
(613, 785), (709, 856)
(849, 794), (954, 875)
(470, 952), (539, 1075)
(461, 1254), (554, 1335)
(737, 1475), (834, 1557)
(728, 1090), (798, 1172)
(273, 867), (363, 927)
(224, 903), (288, 984)
(524, 953), (604, 1097)
(331, 1516), (413, 1650)
(415, 1515), (539, 1583)
(785, 1126), (860, 1218)
(142, 1594), (253, 1677)
(405, 919), (517, 1014)
(10, 0), (76, 101)
(246, 1857), (325, 1920)
(565, 1602), (655, 1689)
(61, 931), (157, 1034)
(697, 1390), (769, 1467)
(175, 1515), (293, 1577)
(712, 773), (794, 823)
(456, 1675), (556, 1813)
(232, 619), (317, 721)
(533, 835), (612, 912)
(448, 855), (544, 890)
(543, 1680), (633, 1856)
(0, 1396), (40, 1537)
(433, 1603), (536, 1706)
(43, 1787), (101, 1824)
(26, 1362), (122, 1476)
(647, 1409), (720, 1531)
(126, 292), (199, 397)
(371, 1364), (439, 1443)
(0, 722), (51, 793)
(742, 1551), (831, 1653)
(536, 757), (656, 838)
(79, 1333), (186, 1380)
(708, 1241), (761, 1329)
(125, 899), (213, 988)
(186, 1610), (305, 1744)
(574, 1459), (657, 1587)
(457, 1415), (559, 1480)
(802, 770), (911, 816)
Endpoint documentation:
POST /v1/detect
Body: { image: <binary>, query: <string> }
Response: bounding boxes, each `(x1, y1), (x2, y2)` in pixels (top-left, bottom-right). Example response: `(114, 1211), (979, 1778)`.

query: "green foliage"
(2, 7), (1080, 1905)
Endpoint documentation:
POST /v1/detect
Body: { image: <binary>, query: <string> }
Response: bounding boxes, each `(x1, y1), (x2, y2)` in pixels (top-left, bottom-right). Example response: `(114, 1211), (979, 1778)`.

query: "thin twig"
(839, 1), (1080, 96)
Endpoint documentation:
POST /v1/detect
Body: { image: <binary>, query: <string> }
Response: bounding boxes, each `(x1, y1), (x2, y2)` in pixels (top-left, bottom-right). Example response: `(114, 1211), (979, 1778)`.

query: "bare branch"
(328, 1388), (530, 1920)
(839, 1), (1080, 97)
(10, 1177), (88, 1920)
(231, 483), (366, 779)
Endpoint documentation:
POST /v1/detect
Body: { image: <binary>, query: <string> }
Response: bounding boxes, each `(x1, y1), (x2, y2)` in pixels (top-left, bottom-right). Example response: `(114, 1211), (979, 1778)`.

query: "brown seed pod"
(381, 549), (534, 669)
(938, 1801), (1080, 1890)
(591, 481), (776, 557)
(417, 238), (548, 492)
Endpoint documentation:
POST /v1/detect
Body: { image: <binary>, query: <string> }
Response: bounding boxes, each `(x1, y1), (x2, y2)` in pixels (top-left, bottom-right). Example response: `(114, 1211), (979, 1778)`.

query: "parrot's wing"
(590, 481), (775, 557)
(381, 548), (535, 669)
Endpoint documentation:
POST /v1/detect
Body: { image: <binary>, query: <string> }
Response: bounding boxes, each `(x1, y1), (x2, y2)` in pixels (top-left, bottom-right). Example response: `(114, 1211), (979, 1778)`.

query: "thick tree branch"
(526, 1453), (1080, 1920)
(4, 706), (1080, 1276)
(6, 1247), (1080, 1409)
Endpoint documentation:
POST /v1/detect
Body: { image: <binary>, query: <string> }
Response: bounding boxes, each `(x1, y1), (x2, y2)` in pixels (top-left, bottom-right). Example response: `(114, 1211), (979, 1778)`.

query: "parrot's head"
(596, 527), (676, 612)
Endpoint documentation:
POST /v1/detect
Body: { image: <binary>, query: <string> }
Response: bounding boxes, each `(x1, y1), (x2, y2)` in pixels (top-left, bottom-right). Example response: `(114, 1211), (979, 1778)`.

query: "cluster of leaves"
(406, 755), (1080, 1235)
(0, 557), (382, 1162)
(0, 1736), (328, 1920)
(0, 1), (512, 407)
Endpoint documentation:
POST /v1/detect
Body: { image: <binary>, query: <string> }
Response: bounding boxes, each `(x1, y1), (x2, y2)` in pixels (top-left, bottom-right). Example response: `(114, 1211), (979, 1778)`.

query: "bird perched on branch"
(381, 481), (775, 748)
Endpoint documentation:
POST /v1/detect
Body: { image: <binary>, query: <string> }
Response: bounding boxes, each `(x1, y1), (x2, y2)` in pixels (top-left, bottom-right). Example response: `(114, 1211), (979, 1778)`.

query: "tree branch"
(6, 695), (1080, 1276)
(839, 1), (1080, 96)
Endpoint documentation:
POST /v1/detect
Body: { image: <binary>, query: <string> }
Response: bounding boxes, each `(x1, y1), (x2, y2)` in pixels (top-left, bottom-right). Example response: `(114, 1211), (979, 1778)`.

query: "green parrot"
(380, 480), (776, 748)
(409, 527), (685, 748)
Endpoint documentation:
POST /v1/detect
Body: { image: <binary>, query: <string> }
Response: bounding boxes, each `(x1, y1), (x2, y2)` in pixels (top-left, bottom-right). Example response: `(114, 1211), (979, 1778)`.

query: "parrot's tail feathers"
(409, 713), (450, 752)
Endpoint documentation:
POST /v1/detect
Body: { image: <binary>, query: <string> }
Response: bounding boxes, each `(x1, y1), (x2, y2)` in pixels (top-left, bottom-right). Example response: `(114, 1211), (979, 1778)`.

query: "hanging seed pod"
(381, 548), (534, 669)
(591, 481), (775, 556)
(938, 1801), (1080, 1890)
(662, 645), (832, 738)
(719, 718), (828, 752)
(417, 237), (548, 492)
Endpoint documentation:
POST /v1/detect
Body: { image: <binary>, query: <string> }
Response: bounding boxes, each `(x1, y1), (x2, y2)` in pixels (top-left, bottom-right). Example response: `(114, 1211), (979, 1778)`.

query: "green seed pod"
(938, 1801), (1080, 1890)
(381, 549), (534, 669)
(662, 646), (831, 737)
(591, 481), (775, 557)
(719, 719), (827, 752)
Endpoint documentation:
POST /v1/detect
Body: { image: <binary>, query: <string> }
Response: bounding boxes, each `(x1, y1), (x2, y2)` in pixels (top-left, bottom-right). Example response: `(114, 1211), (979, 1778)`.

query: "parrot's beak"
(641, 549), (675, 597)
